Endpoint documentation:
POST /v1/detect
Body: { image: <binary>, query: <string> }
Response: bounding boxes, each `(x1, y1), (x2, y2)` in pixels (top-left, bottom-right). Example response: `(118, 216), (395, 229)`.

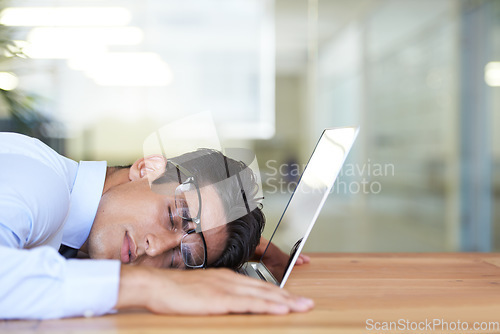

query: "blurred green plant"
(0, 5), (50, 138)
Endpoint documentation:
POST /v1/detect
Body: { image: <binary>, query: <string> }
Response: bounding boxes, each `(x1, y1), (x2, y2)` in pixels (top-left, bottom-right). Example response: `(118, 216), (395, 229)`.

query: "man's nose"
(144, 230), (183, 257)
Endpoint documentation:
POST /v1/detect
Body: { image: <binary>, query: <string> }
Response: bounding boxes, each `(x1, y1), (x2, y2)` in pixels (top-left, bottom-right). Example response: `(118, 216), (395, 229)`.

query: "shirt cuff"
(63, 259), (121, 318)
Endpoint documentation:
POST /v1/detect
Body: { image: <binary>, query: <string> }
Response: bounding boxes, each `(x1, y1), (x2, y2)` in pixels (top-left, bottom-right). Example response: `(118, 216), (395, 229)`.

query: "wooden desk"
(3, 253), (500, 333)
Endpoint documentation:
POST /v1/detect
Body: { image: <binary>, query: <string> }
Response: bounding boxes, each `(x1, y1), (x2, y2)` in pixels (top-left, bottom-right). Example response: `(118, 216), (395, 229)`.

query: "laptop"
(240, 126), (359, 288)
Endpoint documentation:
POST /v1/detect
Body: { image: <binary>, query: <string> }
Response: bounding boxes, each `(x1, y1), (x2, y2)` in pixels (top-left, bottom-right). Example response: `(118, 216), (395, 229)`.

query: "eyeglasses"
(169, 161), (207, 269)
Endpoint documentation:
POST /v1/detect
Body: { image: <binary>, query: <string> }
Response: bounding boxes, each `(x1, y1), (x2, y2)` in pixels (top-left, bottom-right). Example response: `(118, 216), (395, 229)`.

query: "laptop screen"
(261, 127), (359, 287)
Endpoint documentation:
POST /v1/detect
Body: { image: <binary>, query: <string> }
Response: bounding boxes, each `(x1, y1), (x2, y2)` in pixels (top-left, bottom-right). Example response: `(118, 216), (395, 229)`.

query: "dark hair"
(153, 149), (265, 270)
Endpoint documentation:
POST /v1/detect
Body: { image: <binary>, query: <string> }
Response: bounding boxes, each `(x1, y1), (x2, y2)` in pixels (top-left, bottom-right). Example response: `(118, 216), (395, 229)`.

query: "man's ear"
(129, 155), (167, 182)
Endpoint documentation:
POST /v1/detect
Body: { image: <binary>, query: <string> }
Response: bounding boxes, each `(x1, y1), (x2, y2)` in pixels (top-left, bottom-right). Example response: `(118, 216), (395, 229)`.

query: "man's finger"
(207, 269), (314, 313)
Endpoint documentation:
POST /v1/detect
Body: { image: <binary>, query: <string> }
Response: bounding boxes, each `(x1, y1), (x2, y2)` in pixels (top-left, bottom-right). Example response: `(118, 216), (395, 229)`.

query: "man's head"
(86, 149), (265, 270)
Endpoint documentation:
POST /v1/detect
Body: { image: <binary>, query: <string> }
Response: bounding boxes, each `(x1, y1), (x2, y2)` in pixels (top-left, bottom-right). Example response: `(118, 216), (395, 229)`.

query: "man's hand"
(252, 237), (310, 279)
(116, 265), (314, 315)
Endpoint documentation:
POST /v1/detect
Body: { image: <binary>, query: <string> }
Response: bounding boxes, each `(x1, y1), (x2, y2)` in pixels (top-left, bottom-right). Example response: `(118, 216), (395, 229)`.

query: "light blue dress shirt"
(0, 133), (121, 319)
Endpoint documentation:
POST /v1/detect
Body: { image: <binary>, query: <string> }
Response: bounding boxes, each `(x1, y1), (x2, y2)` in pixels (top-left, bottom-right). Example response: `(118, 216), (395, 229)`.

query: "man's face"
(87, 176), (227, 269)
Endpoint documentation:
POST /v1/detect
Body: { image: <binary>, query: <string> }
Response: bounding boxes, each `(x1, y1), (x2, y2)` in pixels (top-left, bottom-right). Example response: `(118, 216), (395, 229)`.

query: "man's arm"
(116, 265), (314, 315)
(0, 245), (120, 319)
(254, 237), (311, 264)
(0, 245), (312, 320)
(252, 237), (311, 279)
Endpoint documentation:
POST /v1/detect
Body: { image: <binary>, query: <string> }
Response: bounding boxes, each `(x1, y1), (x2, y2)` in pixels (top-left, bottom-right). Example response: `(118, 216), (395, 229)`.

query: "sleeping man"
(0, 132), (313, 319)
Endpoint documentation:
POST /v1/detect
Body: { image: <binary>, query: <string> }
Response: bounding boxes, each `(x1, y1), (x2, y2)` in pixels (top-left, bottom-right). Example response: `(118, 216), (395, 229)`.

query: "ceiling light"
(28, 27), (143, 46)
(68, 52), (173, 87)
(21, 27), (144, 59)
(0, 72), (19, 90)
(485, 62), (500, 87)
(22, 41), (107, 59)
(0, 7), (131, 26)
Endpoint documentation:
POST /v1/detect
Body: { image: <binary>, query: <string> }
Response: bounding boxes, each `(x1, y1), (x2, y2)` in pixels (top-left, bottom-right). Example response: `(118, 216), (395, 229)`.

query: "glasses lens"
(175, 181), (200, 220)
(181, 233), (206, 267)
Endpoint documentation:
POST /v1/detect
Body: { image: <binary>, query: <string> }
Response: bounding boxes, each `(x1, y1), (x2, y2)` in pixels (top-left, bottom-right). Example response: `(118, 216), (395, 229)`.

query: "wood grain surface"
(3, 253), (500, 333)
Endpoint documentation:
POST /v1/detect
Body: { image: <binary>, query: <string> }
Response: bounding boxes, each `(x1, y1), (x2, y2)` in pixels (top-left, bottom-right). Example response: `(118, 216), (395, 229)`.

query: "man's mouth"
(120, 232), (136, 264)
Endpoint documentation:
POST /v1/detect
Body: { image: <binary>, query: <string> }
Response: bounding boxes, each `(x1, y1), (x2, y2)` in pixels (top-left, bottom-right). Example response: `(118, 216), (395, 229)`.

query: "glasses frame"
(170, 161), (208, 269)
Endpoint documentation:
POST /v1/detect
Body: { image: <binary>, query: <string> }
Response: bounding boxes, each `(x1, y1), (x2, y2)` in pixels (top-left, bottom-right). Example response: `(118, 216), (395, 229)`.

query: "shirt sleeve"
(0, 134), (121, 319)
(0, 245), (121, 319)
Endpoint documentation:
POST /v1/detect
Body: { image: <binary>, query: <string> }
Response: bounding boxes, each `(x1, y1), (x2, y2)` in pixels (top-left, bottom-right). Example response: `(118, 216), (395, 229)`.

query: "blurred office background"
(0, 0), (498, 252)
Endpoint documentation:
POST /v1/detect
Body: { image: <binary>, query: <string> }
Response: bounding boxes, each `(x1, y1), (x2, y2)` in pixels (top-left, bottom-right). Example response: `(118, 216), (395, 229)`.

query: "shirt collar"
(62, 161), (107, 249)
